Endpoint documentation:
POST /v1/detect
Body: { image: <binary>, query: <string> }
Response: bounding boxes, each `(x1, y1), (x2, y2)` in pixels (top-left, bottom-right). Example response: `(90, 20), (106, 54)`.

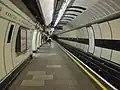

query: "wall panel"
(79, 29), (85, 38)
(101, 48), (112, 60)
(0, 18), (8, 80)
(32, 30), (38, 51)
(76, 29), (81, 38)
(87, 27), (95, 53)
(99, 22), (112, 39)
(59, 30), (77, 38)
(111, 50), (120, 64)
(92, 24), (102, 39)
(92, 24), (102, 57)
(58, 16), (120, 66)
(109, 18), (120, 40)
(99, 22), (112, 60)
(109, 18), (120, 64)
(83, 44), (88, 52)
(80, 43), (85, 50)
(76, 29), (83, 49)
(94, 47), (101, 57)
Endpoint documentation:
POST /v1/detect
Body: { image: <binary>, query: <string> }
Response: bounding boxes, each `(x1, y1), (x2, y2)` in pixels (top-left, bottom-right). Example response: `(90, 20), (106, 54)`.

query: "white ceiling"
(39, 0), (54, 26)
(54, 0), (71, 26)
(73, 0), (99, 8)
(55, 0), (99, 26)
(38, 0), (99, 26)
(57, 0), (120, 34)
(64, 0), (100, 20)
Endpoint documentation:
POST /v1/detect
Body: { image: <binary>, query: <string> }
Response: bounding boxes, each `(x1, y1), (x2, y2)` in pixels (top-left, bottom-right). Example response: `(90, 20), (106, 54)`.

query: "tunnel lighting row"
(58, 6), (86, 25)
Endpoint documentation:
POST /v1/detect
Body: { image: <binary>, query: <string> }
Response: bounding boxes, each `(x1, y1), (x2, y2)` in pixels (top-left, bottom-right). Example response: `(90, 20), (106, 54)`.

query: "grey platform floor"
(8, 42), (99, 90)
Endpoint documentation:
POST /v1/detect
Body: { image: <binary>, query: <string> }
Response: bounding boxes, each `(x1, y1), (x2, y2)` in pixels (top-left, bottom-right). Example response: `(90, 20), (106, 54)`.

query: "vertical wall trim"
(86, 27), (89, 52)
(91, 26), (96, 54)
(108, 22), (113, 61)
(3, 22), (10, 74)
(87, 26), (95, 54)
(98, 24), (103, 58)
(11, 24), (17, 68)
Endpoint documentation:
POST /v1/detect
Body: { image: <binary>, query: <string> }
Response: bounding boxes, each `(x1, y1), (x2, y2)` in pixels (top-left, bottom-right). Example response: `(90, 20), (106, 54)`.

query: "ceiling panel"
(56, 0), (120, 35)
(56, 0), (98, 27)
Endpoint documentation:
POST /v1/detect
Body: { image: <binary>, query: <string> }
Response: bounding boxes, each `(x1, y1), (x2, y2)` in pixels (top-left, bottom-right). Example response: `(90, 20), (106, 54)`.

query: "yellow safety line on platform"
(63, 48), (108, 90)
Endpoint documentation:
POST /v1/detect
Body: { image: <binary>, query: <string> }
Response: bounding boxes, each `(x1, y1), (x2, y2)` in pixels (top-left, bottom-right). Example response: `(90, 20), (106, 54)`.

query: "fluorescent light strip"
(54, 0), (71, 27)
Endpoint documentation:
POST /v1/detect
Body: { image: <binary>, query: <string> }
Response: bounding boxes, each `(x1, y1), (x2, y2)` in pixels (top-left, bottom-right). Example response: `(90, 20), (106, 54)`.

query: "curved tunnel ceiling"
(38, 0), (54, 26)
(57, 5), (87, 27)
(58, 6), (86, 26)
(51, 0), (66, 27)
(55, 0), (99, 29)
(10, 0), (100, 29)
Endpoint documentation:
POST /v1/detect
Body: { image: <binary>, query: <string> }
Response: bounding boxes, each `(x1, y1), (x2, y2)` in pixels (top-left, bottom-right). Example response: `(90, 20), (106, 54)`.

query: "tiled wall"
(58, 18), (120, 65)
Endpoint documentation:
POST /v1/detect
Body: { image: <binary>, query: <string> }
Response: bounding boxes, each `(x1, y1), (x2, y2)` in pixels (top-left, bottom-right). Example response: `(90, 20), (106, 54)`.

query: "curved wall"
(57, 0), (120, 65)
(58, 18), (120, 65)
(0, 0), (39, 83)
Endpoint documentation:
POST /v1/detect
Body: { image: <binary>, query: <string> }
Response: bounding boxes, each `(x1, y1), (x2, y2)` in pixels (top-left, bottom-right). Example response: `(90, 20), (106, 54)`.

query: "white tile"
(46, 65), (62, 68)
(99, 22), (112, 39)
(92, 24), (102, 39)
(109, 19), (120, 40)
(94, 47), (101, 57)
(27, 71), (46, 75)
(20, 80), (44, 86)
(111, 50), (120, 64)
(33, 75), (53, 80)
(83, 45), (88, 52)
(101, 48), (111, 60)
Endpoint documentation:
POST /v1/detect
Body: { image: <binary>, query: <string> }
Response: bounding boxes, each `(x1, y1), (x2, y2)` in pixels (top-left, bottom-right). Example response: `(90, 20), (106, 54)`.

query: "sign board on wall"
(15, 26), (33, 54)
(20, 27), (27, 52)
(27, 30), (32, 49)
(0, 3), (34, 28)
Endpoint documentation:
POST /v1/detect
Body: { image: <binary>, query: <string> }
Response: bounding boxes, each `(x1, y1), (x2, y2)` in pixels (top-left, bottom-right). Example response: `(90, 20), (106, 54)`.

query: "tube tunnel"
(0, 0), (120, 90)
